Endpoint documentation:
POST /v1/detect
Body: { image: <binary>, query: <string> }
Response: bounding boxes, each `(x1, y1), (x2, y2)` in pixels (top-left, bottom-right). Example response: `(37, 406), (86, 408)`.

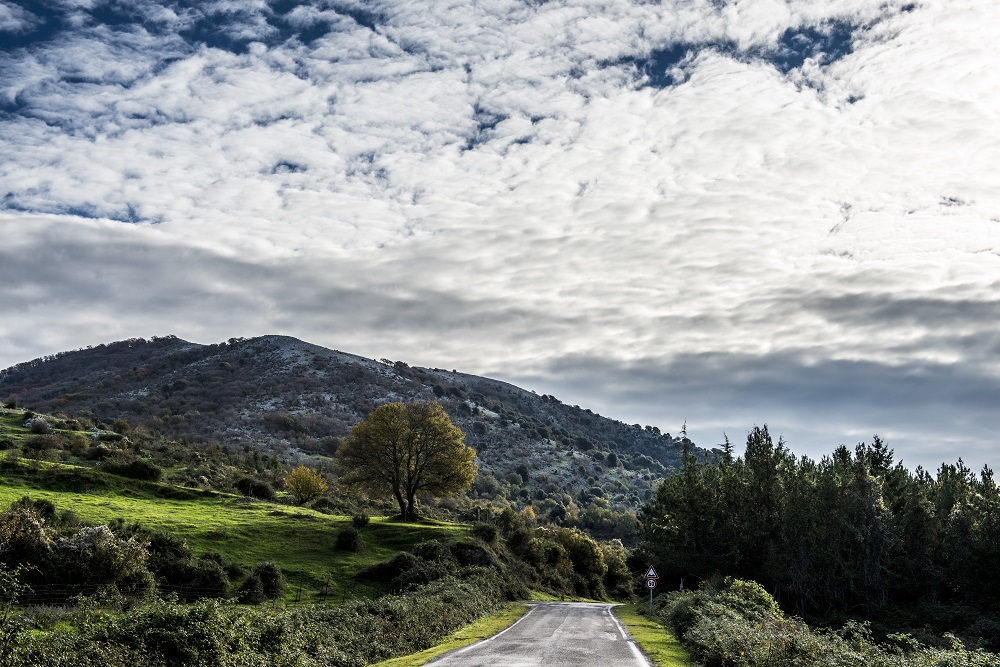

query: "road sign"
(644, 566), (658, 580)
(645, 578), (657, 589)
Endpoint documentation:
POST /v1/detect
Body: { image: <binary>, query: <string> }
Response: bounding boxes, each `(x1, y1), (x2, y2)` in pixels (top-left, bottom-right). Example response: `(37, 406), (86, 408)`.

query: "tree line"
(642, 426), (1000, 632)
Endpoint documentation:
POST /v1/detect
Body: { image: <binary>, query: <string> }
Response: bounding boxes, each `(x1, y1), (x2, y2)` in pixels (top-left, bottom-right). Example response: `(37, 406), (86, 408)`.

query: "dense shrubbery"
(3, 568), (518, 667)
(234, 476), (276, 500)
(0, 500), (280, 606)
(653, 579), (1000, 667)
(0, 500), (154, 604)
(103, 457), (163, 481)
(238, 561), (285, 604)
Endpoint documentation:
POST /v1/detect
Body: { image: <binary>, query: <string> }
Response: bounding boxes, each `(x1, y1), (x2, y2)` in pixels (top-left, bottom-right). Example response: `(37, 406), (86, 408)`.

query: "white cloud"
(0, 2), (39, 34)
(1, 0), (999, 468)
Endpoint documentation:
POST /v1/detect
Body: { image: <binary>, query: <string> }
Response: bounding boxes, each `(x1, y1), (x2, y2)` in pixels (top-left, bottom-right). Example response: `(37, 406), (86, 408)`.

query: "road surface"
(425, 602), (650, 667)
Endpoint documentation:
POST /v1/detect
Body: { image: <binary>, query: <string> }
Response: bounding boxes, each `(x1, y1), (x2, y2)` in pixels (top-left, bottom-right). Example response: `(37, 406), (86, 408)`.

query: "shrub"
(234, 477), (276, 501)
(28, 418), (50, 435)
(23, 434), (66, 453)
(239, 562), (285, 604)
(11, 497), (56, 523)
(284, 465), (327, 505)
(104, 459), (163, 482)
(48, 525), (153, 601)
(238, 573), (267, 604)
(335, 527), (363, 552)
(471, 522), (499, 544)
(351, 513), (370, 529)
(84, 445), (113, 461)
(157, 557), (231, 601)
(253, 561), (285, 600)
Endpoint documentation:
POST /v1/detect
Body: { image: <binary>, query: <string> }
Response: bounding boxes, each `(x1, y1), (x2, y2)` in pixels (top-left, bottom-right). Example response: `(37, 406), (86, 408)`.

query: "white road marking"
(607, 604), (652, 667)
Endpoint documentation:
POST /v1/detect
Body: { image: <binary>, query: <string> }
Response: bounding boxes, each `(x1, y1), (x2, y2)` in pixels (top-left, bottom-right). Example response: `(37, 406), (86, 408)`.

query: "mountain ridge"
(0, 334), (704, 522)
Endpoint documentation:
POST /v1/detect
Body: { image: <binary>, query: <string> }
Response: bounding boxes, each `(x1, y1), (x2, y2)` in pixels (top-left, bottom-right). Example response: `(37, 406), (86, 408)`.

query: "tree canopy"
(336, 401), (476, 520)
(284, 464), (328, 505)
(642, 425), (1000, 621)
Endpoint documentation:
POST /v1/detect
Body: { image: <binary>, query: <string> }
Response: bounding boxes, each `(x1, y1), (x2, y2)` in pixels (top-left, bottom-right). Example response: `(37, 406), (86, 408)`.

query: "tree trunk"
(394, 489), (406, 519)
(405, 492), (418, 520)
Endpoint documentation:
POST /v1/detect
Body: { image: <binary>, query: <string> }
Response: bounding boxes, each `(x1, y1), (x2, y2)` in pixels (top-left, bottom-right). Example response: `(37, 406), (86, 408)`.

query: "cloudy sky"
(2, 0), (998, 471)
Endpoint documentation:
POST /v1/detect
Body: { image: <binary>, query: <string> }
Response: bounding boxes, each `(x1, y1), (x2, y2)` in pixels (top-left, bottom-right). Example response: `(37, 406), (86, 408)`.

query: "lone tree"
(285, 465), (328, 505)
(336, 402), (476, 520)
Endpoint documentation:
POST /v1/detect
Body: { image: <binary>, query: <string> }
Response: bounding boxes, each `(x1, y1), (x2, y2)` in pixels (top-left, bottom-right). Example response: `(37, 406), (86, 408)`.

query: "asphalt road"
(425, 602), (650, 667)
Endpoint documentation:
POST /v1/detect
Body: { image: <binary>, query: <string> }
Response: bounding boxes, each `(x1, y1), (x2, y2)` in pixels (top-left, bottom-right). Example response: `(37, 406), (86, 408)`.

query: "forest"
(641, 425), (1000, 653)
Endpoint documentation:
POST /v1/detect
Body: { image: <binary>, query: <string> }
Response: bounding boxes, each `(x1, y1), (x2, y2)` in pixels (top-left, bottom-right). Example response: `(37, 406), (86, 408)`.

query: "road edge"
(612, 603), (694, 667)
(370, 602), (532, 667)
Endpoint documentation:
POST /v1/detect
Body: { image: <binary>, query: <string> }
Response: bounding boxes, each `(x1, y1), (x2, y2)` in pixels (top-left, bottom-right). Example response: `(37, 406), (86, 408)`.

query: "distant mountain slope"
(0, 335), (704, 512)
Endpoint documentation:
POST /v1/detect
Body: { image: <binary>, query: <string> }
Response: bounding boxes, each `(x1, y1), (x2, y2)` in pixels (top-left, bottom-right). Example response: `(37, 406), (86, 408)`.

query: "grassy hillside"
(0, 456), (465, 601)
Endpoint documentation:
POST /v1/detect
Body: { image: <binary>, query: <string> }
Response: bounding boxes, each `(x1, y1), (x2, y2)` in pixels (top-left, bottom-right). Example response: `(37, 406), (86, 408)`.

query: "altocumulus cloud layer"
(2, 0), (999, 469)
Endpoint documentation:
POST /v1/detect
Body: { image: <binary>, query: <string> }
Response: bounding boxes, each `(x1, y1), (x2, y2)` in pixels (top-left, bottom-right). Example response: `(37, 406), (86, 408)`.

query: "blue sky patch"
(767, 20), (857, 73)
(615, 43), (695, 89)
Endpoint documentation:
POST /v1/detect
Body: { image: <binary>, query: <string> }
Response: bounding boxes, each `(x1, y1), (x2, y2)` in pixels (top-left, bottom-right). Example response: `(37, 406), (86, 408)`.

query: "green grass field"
(614, 603), (693, 667)
(0, 457), (467, 600)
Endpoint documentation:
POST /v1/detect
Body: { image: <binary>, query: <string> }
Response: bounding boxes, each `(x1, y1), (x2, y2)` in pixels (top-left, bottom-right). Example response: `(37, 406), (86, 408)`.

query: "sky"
(1, 0), (999, 472)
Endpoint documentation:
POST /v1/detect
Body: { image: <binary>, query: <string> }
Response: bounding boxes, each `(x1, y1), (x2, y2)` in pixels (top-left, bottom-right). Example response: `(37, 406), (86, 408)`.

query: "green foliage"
(235, 477), (276, 501)
(336, 526), (365, 552)
(470, 522), (498, 544)
(284, 464), (328, 505)
(653, 581), (1000, 667)
(0, 501), (155, 604)
(352, 513), (371, 529)
(239, 561), (285, 603)
(104, 458), (163, 481)
(337, 402), (476, 520)
(642, 427), (1000, 632)
(3, 568), (519, 667)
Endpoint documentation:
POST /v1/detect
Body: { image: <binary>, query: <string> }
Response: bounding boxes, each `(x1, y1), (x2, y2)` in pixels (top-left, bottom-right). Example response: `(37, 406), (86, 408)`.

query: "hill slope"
(0, 335), (704, 512)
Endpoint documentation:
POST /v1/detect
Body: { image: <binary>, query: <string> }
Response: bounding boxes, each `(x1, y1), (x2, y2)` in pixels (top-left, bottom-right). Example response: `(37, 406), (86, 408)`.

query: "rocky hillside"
(0, 335), (705, 517)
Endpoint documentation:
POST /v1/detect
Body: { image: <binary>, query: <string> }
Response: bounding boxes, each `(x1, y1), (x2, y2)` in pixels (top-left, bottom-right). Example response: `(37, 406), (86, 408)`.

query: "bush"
(23, 434), (66, 453)
(28, 418), (50, 435)
(351, 513), (370, 529)
(335, 527), (363, 552)
(11, 497), (57, 523)
(5, 568), (523, 666)
(84, 445), (113, 461)
(234, 477), (276, 501)
(239, 562), (285, 604)
(253, 561), (285, 599)
(471, 522), (499, 544)
(284, 465), (327, 505)
(104, 459), (163, 482)
(157, 557), (231, 601)
(654, 580), (1000, 667)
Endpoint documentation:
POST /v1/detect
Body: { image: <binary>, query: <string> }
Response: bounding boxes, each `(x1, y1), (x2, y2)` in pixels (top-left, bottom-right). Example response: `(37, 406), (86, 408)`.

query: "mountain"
(0, 335), (704, 518)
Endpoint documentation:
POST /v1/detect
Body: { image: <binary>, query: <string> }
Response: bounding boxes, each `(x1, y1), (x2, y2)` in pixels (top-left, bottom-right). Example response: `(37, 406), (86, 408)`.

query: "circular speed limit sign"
(645, 578), (657, 589)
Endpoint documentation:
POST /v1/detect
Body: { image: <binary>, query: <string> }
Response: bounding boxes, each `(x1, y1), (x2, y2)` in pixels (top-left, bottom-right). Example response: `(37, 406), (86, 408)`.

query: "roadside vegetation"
(614, 603), (693, 667)
(641, 426), (1000, 663)
(651, 578), (999, 667)
(370, 603), (528, 667)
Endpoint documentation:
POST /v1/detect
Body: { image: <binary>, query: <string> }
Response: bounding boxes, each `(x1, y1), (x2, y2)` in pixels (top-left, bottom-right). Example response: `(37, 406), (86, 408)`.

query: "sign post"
(643, 566), (658, 616)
